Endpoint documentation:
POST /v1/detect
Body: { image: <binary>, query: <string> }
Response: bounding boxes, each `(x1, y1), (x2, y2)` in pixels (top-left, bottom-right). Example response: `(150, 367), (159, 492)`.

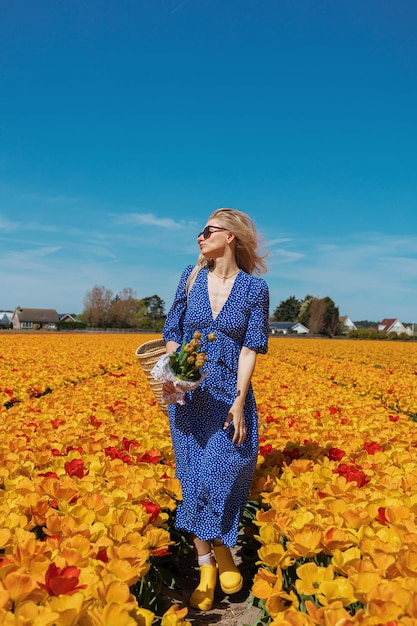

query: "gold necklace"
(212, 269), (239, 280)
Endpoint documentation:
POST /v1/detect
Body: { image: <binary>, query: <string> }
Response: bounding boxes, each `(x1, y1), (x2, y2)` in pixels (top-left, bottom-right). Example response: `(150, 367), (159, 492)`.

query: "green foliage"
(348, 328), (382, 339)
(321, 297), (341, 337)
(57, 321), (87, 331)
(298, 295), (314, 327)
(142, 295), (165, 320)
(347, 328), (413, 341)
(135, 295), (166, 331)
(388, 331), (412, 341)
(353, 320), (377, 329)
(307, 297), (340, 337)
(272, 296), (301, 322)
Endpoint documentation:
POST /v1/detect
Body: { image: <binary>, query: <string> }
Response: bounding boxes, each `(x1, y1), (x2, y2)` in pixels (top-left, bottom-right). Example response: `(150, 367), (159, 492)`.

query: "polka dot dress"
(163, 265), (269, 547)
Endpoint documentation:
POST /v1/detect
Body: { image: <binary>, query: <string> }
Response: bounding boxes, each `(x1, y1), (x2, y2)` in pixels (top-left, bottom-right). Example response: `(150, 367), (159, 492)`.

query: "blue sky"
(1, 0), (416, 322)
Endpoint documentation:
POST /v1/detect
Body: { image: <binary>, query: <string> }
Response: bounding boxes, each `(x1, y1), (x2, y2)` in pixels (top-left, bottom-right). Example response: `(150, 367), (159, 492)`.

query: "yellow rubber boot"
(213, 545), (243, 595)
(189, 564), (217, 611)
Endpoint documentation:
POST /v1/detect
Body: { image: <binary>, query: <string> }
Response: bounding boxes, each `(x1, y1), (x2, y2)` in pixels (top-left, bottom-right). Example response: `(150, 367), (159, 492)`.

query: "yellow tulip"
(46, 592), (84, 626)
(13, 600), (60, 626)
(291, 509), (315, 531)
(269, 606), (314, 625)
(295, 562), (334, 596)
(330, 547), (361, 576)
(265, 589), (298, 618)
(83, 603), (138, 626)
(105, 558), (149, 586)
(305, 599), (358, 625)
(321, 526), (358, 553)
(349, 571), (382, 603)
(257, 543), (294, 570)
(253, 523), (280, 545)
(316, 577), (357, 607)
(3, 570), (41, 604)
(0, 529), (12, 550)
(0, 582), (10, 610)
(286, 527), (322, 559)
(134, 607), (156, 626)
(391, 548), (417, 578)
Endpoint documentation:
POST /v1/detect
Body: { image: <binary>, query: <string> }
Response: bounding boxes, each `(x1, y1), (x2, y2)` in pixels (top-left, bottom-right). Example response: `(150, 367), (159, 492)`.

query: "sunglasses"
(197, 225), (227, 239)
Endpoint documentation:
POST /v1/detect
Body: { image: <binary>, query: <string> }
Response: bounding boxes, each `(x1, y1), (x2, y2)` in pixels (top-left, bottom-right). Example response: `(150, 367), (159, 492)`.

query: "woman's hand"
(162, 380), (176, 398)
(223, 404), (246, 446)
(162, 341), (179, 400)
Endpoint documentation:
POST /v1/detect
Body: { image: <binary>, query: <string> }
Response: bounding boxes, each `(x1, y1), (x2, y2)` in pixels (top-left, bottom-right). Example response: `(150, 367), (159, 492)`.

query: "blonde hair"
(186, 208), (267, 296)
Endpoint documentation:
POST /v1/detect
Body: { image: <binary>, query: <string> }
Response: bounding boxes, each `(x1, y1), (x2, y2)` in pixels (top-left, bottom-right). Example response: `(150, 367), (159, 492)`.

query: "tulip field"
(0, 334), (417, 626)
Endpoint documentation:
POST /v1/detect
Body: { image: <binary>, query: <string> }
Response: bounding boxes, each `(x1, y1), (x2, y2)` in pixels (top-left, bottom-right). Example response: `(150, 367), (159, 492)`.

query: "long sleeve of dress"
(243, 278), (269, 354)
(163, 265), (193, 345)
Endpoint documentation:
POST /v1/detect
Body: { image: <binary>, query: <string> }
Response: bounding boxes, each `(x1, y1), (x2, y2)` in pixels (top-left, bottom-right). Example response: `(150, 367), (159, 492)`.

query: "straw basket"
(135, 339), (168, 415)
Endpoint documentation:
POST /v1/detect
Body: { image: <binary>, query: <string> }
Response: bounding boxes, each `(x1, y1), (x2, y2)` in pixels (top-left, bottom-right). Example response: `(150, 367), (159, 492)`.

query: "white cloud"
(269, 249), (305, 264)
(1, 246), (61, 267)
(266, 237), (293, 246)
(115, 212), (187, 229)
(0, 215), (19, 231)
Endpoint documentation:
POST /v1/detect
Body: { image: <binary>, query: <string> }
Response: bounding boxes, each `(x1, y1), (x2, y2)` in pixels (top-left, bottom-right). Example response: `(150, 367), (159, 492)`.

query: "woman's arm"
(224, 346), (257, 445)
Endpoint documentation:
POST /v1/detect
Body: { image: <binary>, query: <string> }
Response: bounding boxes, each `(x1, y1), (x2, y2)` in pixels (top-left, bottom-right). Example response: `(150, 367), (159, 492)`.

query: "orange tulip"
(252, 567), (283, 600)
(160, 604), (191, 626)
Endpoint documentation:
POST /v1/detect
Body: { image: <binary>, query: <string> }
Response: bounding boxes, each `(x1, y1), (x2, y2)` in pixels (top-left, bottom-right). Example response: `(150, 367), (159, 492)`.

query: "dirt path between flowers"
(162, 542), (262, 626)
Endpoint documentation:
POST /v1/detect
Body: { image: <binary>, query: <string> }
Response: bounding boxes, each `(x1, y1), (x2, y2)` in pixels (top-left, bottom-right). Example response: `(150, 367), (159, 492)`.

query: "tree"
(142, 295), (165, 321)
(272, 296), (301, 322)
(323, 297), (341, 337)
(307, 296), (341, 337)
(82, 286), (165, 328)
(82, 285), (113, 327)
(354, 320), (377, 329)
(307, 298), (327, 334)
(298, 295), (313, 327)
(109, 288), (138, 328)
(134, 295), (166, 331)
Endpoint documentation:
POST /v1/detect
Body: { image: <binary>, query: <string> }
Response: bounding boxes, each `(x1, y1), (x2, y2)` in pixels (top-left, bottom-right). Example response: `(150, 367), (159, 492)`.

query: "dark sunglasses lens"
(198, 226), (210, 239)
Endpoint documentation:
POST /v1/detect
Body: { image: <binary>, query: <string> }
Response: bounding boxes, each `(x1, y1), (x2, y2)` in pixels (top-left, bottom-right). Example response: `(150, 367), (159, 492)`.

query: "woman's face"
(197, 222), (229, 257)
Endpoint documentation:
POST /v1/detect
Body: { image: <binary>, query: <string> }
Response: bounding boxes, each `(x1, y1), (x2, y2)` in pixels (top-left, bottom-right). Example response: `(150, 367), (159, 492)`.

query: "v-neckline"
(206, 268), (240, 321)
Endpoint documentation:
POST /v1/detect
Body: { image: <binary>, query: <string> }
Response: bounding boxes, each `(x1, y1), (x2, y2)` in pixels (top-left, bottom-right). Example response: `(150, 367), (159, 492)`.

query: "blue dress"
(163, 265), (269, 547)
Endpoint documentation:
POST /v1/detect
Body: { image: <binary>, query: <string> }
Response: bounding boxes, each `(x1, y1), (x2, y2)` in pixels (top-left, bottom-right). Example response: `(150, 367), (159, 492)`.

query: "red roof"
(378, 318), (397, 332)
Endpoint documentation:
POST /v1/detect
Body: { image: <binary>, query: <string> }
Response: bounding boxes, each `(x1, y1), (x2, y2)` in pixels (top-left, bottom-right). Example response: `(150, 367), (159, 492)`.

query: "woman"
(162, 208), (269, 611)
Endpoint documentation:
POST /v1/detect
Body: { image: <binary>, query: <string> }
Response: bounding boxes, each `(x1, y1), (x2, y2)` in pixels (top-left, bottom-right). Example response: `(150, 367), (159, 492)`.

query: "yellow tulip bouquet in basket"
(151, 331), (216, 405)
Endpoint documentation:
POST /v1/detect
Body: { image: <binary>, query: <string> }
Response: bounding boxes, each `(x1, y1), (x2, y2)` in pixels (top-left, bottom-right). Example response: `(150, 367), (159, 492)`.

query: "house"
(58, 313), (78, 323)
(340, 316), (357, 331)
(377, 318), (412, 336)
(12, 307), (59, 330)
(0, 312), (12, 329)
(269, 321), (309, 335)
